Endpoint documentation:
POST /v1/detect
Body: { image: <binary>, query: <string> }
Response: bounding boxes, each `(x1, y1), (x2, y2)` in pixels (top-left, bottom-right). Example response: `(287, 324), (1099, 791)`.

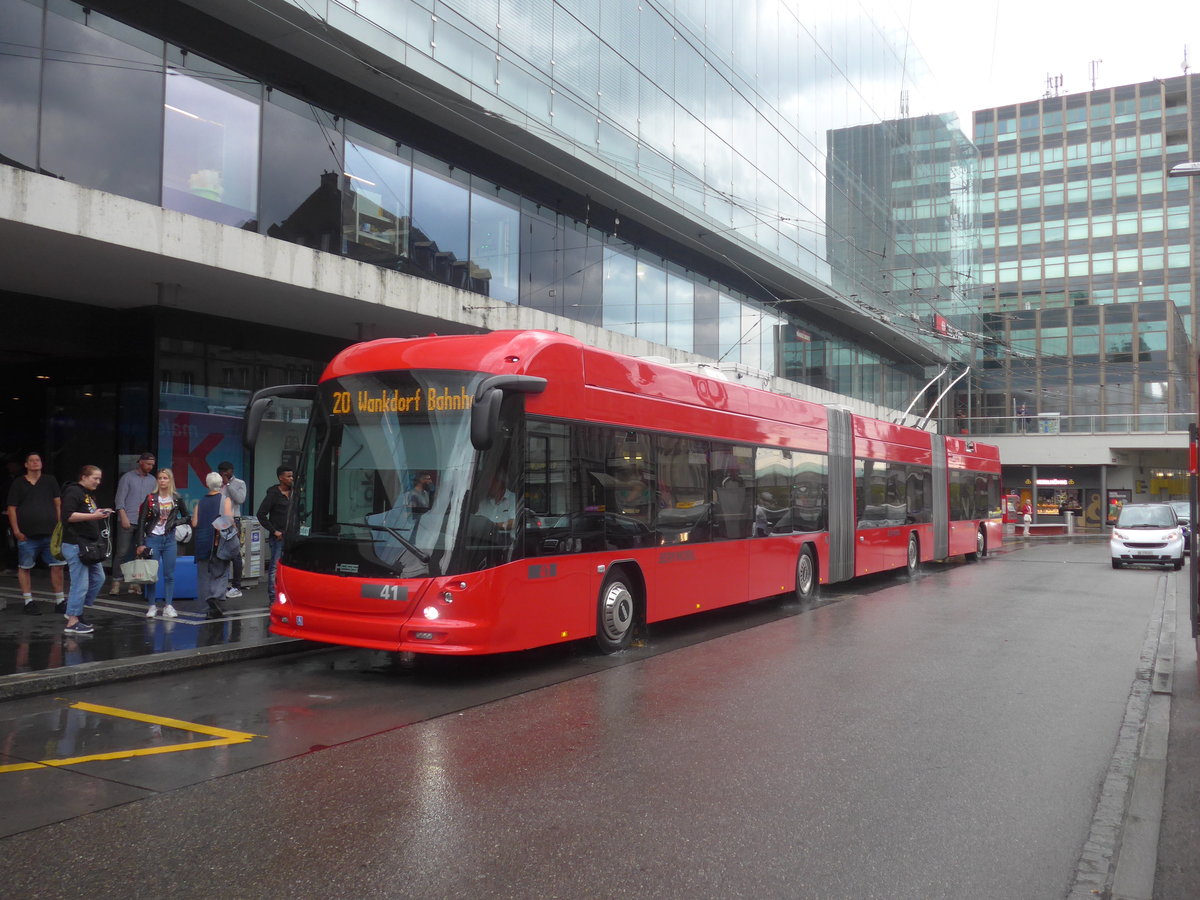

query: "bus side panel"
(489, 559), (598, 652)
(746, 536), (803, 600)
(644, 541), (750, 623)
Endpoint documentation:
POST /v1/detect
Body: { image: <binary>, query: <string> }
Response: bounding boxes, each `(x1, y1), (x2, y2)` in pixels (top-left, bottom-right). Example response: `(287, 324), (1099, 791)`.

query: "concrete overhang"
(0, 166), (900, 420)
(987, 432), (1190, 467)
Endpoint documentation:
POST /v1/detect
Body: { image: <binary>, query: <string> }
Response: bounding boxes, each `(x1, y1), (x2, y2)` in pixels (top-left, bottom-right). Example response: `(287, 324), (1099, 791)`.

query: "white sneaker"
(145, 605), (157, 617)
(225, 588), (243, 599)
(163, 605), (178, 618)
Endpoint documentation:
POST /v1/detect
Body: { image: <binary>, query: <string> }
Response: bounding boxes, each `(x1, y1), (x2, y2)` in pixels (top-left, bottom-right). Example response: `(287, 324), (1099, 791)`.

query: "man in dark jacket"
(256, 466), (293, 606)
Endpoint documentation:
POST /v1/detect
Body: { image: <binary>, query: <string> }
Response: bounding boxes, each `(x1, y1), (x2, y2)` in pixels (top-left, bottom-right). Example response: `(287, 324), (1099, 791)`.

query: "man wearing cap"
(217, 461), (247, 598)
(110, 452), (157, 595)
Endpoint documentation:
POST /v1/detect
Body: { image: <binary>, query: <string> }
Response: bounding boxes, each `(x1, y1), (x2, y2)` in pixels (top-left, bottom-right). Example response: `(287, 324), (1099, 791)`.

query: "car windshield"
(1117, 506), (1177, 528)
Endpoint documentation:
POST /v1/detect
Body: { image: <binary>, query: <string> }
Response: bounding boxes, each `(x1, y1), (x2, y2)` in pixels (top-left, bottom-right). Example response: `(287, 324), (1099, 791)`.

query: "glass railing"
(940, 413), (1193, 436)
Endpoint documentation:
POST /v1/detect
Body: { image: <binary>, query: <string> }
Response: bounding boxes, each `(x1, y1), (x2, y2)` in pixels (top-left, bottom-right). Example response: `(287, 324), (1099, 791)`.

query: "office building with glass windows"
(969, 75), (1197, 522)
(0, 0), (979, 502)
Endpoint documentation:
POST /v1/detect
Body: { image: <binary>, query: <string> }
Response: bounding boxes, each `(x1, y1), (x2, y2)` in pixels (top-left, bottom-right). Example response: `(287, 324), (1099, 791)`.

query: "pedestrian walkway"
(0, 567), (306, 700)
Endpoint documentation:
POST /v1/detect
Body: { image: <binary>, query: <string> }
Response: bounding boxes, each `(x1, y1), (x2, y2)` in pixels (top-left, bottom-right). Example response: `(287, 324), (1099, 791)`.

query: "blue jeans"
(144, 532), (177, 606)
(266, 535), (283, 603)
(61, 542), (104, 617)
(18, 535), (67, 570)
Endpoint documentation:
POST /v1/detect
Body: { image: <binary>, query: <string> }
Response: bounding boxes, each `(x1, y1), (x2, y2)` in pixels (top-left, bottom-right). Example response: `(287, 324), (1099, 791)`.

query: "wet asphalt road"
(1, 539), (1193, 898)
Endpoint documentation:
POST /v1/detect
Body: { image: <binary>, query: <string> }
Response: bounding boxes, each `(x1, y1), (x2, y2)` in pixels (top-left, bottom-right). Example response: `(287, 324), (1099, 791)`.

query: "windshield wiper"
(334, 521), (432, 565)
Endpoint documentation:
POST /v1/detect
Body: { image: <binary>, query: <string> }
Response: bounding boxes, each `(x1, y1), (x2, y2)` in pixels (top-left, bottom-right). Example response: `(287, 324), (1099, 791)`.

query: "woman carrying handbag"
(192, 472), (233, 617)
(60, 465), (114, 635)
(136, 468), (190, 618)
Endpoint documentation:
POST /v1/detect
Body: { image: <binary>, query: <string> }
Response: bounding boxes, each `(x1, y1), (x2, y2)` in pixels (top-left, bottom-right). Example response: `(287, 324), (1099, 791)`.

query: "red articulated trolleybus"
(244, 330), (1003, 656)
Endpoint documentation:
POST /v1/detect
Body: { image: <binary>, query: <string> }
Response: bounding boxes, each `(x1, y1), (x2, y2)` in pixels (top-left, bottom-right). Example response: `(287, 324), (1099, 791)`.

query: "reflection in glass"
(411, 160), (469, 284)
(636, 259), (666, 345)
(469, 189), (519, 302)
(602, 248), (637, 336)
(261, 93), (342, 251)
(343, 139), (411, 267)
(40, 4), (164, 202)
(163, 71), (259, 228)
(0, 0), (42, 171)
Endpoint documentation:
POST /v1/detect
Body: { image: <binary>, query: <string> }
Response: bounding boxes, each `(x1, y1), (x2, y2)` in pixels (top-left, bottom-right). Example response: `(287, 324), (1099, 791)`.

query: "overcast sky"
(905, 0), (1195, 126)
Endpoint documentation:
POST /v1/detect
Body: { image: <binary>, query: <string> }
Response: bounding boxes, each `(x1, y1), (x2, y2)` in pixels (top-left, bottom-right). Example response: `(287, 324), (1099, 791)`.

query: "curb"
(0, 637), (318, 702)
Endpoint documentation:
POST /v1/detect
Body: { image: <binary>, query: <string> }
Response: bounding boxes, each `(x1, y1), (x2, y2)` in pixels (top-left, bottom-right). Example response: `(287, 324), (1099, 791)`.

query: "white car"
(1110, 503), (1185, 570)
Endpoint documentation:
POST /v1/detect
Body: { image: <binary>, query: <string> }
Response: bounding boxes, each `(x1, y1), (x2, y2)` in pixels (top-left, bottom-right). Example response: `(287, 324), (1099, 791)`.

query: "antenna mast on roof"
(1045, 74), (1063, 98)
(1184, 46), (1190, 76)
(1089, 59), (1102, 90)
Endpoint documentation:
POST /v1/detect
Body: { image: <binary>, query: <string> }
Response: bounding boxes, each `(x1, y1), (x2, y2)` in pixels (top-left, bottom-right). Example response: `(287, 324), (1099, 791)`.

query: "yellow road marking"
(0, 701), (262, 774)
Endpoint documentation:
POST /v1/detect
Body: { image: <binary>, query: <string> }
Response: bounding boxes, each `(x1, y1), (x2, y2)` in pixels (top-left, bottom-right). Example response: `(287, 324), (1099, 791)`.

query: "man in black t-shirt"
(5, 452), (66, 614)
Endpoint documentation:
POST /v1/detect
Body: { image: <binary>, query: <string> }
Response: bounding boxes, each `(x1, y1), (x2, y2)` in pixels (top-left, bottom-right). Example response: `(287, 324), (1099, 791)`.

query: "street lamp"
(1168, 160), (1199, 636)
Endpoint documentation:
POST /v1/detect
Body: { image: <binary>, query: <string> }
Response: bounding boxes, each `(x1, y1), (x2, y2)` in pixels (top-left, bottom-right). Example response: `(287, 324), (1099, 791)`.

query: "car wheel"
(1173, 559), (1184, 571)
(906, 534), (920, 576)
(795, 545), (817, 602)
(595, 570), (636, 654)
(1112, 559), (1122, 569)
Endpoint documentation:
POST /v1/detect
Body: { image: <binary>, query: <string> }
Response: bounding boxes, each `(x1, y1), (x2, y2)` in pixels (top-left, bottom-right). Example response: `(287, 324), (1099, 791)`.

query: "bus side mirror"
(471, 389), (503, 451)
(470, 375), (548, 451)
(243, 384), (317, 450)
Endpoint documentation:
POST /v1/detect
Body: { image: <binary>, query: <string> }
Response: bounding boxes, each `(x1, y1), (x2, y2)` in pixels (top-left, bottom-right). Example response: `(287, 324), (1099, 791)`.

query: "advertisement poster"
(157, 410), (245, 510)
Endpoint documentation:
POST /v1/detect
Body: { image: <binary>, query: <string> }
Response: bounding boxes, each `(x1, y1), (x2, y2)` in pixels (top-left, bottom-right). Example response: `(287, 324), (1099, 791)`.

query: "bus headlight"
(277, 592), (288, 606)
(423, 606), (441, 620)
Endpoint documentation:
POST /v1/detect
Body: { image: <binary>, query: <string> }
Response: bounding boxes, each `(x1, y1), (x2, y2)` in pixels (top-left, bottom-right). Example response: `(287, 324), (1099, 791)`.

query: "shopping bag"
(120, 557), (160, 585)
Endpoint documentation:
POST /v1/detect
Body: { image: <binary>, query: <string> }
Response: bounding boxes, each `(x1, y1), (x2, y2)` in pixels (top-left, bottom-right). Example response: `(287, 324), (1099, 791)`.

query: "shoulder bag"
(213, 515), (241, 561)
(79, 531), (111, 565)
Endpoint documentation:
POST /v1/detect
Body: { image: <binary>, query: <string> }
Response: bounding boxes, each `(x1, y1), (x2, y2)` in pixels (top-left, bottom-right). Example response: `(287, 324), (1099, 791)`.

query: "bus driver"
(477, 474), (516, 532)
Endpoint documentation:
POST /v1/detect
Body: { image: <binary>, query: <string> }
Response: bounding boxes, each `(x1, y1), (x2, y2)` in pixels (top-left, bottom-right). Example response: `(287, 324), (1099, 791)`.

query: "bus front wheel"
(795, 545), (817, 602)
(596, 571), (636, 653)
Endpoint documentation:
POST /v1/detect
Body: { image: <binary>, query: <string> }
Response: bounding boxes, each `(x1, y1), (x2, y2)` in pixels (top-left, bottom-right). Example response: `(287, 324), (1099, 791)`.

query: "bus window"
(656, 435), (710, 544)
(754, 447), (791, 536)
(791, 451), (828, 532)
(712, 443), (754, 539)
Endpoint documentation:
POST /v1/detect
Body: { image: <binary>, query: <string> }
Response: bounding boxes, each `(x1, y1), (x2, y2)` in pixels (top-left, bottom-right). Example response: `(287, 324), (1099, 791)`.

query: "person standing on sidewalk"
(193, 472), (233, 617)
(110, 452), (156, 597)
(136, 469), (189, 618)
(217, 461), (246, 599)
(5, 451), (66, 615)
(256, 466), (292, 607)
(61, 465), (114, 634)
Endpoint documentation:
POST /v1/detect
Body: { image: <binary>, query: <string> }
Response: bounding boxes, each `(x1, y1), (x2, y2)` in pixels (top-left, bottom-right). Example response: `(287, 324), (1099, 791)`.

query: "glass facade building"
(0, 0), (982, 491)
(970, 76), (1198, 433)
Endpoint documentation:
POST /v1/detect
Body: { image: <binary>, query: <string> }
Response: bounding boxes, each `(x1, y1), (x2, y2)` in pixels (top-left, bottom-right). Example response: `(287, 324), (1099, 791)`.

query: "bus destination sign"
(331, 387), (474, 416)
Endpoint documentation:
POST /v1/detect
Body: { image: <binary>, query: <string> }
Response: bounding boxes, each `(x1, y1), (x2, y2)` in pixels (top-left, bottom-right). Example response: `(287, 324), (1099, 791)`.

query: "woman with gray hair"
(192, 472), (233, 617)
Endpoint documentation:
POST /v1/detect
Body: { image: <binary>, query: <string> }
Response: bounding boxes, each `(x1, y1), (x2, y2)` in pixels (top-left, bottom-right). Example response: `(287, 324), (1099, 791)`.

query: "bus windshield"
(289, 370), (485, 579)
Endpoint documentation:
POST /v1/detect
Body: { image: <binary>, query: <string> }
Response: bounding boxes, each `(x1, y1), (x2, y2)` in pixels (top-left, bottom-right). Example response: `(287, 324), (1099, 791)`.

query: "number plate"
(360, 584), (408, 601)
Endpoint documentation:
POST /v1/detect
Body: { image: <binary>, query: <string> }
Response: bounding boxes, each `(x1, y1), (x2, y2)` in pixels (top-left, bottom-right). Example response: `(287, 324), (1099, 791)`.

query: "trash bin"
(1065, 511), (1075, 535)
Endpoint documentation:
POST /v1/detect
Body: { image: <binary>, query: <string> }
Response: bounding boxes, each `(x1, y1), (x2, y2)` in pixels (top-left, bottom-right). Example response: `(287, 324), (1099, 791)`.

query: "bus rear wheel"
(795, 545), (817, 602)
(906, 534), (920, 576)
(596, 571), (636, 654)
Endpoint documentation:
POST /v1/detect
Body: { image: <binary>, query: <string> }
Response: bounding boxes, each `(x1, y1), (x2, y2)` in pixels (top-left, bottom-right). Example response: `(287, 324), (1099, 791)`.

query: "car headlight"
(1113, 530), (1129, 541)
